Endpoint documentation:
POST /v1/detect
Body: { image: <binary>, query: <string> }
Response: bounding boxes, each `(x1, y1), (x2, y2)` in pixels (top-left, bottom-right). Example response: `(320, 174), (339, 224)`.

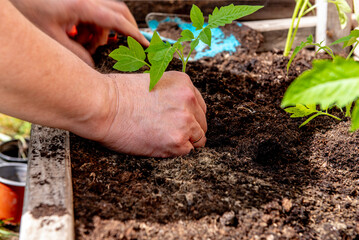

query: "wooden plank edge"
(20, 125), (74, 240)
(242, 16), (317, 32)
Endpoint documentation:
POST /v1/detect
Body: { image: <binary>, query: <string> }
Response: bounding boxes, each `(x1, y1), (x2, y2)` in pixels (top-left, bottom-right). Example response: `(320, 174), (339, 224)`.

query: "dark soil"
(72, 24), (359, 239)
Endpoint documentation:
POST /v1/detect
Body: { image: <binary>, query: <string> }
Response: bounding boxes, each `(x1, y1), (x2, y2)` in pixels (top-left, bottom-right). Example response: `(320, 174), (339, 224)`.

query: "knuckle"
(170, 132), (188, 148)
(168, 71), (192, 83)
(181, 88), (197, 104)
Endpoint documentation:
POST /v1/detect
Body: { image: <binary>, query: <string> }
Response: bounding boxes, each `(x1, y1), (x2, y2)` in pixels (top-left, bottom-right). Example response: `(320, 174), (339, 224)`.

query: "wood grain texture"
(20, 125), (74, 240)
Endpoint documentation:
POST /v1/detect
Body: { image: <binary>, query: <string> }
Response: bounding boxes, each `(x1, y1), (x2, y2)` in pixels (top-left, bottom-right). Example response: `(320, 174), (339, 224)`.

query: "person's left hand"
(10, 0), (149, 66)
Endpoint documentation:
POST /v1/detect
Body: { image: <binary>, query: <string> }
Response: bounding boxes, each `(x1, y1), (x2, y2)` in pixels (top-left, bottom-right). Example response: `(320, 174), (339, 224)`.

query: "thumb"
(56, 30), (95, 67)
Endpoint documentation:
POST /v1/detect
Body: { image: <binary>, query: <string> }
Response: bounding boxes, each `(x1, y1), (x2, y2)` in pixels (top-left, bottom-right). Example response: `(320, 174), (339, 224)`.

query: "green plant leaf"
(199, 27), (212, 46)
(333, 0), (352, 29)
(287, 35), (314, 71)
(145, 31), (171, 53)
(178, 29), (195, 42)
(207, 4), (263, 29)
(282, 57), (359, 109)
(350, 101), (359, 131)
(284, 104), (317, 118)
(190, 4), (204, 30)
(190, 39), (200, 51)
(148, 47), (176, 90)
(331, 35), (351, 46)
(109, 37), (147, 72)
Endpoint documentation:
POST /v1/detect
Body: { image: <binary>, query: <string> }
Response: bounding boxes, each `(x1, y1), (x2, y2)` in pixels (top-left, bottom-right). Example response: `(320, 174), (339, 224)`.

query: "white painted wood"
(20, 125), (74, 240)
(315, 0), (328, 48)
(242, 16), (317, 32)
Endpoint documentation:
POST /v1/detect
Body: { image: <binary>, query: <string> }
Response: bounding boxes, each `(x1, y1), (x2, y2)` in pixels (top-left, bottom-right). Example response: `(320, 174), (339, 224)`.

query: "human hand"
(101, 71), (207, 157)
(10, 0), (149, 66)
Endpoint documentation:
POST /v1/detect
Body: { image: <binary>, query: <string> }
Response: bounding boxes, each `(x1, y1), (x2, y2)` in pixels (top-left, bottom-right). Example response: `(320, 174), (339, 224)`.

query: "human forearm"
(0, 0), (115, 140)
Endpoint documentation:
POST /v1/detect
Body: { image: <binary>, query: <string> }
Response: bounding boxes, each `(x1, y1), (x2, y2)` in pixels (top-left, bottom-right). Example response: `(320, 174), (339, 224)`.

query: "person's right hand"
(10, 0), (149, 66)
(100, 71), (207, 157)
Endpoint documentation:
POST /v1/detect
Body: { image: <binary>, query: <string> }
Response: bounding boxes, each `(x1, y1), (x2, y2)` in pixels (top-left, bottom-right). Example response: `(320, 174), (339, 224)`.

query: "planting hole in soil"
(71, 13), (359, 240)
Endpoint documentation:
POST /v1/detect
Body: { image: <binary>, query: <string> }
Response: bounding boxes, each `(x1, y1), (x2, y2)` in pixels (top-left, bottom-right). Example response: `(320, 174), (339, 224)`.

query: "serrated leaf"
(350, 101), (359, 131)
(207, 4), (263, 29)
(282, 57), (359, 109)
(178, 29), (195, 42)
(149, 47), (176, 90)
(128, 37), (146, 60)
(109, 37), (147, 72)
(284, 104), (317, 118)
(190, 4), (204, 30)
(145, 31), (170, 53)
(190, 39), (200, 51)
(199, 28), (212, 46)
(287, 35), (314, 71)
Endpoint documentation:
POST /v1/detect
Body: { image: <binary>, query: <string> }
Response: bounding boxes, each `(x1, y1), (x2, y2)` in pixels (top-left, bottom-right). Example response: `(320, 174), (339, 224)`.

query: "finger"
(57, 30), (95, 67)
(79, 3), (149, 47)
(75, 24), (93, 45)
(102, 0), (138, 27)
(194, 87), (207, 114)
(190, 92), (207, 133)
(87, 26), (109, 54)
(173, 141), (194, 157)
(189, 123), (206, 148)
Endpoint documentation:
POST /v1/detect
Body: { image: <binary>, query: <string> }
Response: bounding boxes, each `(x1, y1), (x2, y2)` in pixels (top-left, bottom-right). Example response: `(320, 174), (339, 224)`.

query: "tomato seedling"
(109, 4), (263, 90)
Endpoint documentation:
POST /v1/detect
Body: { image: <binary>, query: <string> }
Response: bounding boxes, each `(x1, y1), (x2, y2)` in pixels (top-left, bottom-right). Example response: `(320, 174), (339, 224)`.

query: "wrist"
(67, 73), (119, 143)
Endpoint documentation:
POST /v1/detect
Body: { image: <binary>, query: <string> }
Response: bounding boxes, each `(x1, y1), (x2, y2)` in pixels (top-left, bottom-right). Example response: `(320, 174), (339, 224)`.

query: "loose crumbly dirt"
(71, 24), (359, 240)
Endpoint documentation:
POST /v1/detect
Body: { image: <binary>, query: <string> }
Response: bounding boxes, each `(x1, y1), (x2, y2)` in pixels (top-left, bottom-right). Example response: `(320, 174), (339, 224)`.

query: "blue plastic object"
(140, 16), (242, 60)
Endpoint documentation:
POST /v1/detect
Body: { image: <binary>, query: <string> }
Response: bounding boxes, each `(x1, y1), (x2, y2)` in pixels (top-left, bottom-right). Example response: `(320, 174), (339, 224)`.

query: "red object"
(0, 182), (24, 224)
(67, 25), (78, 38)
(67, 25), (117, 43)
(108, 31), (118, 43)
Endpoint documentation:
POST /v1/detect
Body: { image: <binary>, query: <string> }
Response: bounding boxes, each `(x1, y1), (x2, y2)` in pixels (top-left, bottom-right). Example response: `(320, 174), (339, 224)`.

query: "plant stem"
(321, 111), (342, 121)
(284, 0), (304, 56)
(183, 45), (197, 72)
(288, 0), (310, 56)
(346, 41), (359, 60)
(175, 49), (185, 65)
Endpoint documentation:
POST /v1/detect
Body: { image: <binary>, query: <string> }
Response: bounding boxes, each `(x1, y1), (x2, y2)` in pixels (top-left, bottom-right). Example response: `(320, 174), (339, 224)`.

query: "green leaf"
(190, 39), (200, 51)
(287, 35), (314, 71)
(145, 31), (170, 53)
(333, 0), (352, 29)
(207, 4), (263, 29)
(351, 101), (359, 131)
(190, 4), (204, 30)
(282, 57), (359, 109)
(199, 28), (212, 46)
(331, 35), (351, 46)
(178, 29), (195, 42)
(148, 47), (176, 90)
(109, 37), (147, 72)
(284, 104), (317, 118)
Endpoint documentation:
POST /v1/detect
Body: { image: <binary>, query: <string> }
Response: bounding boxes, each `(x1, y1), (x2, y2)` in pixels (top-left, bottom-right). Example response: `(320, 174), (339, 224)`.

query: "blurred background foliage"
(0, 114), (31, 143)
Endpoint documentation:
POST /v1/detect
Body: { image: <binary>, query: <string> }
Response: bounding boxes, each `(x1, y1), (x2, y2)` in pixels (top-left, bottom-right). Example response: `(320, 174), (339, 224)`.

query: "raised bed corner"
(20, 125), (74, 240)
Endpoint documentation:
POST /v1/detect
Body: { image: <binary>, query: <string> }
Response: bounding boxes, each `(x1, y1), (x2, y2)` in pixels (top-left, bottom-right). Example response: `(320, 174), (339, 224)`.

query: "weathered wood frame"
(20, 125), (74, 240)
